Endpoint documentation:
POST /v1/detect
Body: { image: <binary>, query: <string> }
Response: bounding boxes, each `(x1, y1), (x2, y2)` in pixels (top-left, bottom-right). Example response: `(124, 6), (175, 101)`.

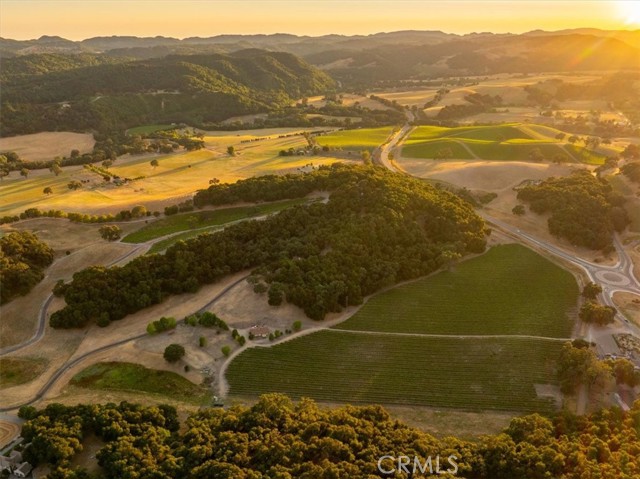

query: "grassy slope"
(123, 198), (307, 243)
(228, 333), (562, 412)
(402, 124), (605, 163)
(0, 357), (47, 388)
(402, 140), (475, 160)
(227, 245), (577, 413)
(335, 244), (577, 337)
(126, 124), (174, 135)
(70, 362), (211, 404)
(0, 132), (345, 216)
(315, 127), (394, 150)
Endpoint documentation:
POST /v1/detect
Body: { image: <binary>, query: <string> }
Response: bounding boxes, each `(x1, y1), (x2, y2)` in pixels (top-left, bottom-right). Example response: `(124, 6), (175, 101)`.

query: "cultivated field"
(0, 127), (349, 216)
(0, 131), (95, 163)
(227, 332), (563, 413)
(401, 123), (607, 164)
(226, 244), (574, 413)
(334, 244), (578, 337)
(315, 127), (394, 150)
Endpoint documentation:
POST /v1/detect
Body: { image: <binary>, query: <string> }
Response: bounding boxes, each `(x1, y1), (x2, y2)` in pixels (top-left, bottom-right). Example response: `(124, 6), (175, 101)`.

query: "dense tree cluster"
(1, 51), (334, 136)
(0, 230), (54, 304)
(18, 394), (640, 478)
(50, 165), (486, 328)
(579, 301), (617, 325)
(620, 161), (640, 184)
(557, 341), (613, 394)
(0, 205), (157, 227)
(436, 93), (502, 120)
(517, 169), (629, 250)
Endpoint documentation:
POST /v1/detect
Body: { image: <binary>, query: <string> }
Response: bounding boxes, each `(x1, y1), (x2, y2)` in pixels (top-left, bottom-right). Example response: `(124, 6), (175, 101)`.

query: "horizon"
(1, 0), (639, 41)
(3, 25), (640, 43)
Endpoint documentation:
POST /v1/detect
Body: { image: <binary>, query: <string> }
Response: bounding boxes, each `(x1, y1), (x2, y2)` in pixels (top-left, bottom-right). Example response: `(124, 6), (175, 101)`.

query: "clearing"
(69, 361), (211, 405)
(0, 357), (48, 388)
(0, 132), (95, 163)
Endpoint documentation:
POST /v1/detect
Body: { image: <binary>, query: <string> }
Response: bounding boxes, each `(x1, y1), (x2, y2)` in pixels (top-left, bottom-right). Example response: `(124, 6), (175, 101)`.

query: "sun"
(616, 0), (640, 25)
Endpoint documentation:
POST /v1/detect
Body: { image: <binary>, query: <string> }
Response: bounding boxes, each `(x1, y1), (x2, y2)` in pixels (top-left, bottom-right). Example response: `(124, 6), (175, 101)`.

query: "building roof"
(249, 325), (270, 336)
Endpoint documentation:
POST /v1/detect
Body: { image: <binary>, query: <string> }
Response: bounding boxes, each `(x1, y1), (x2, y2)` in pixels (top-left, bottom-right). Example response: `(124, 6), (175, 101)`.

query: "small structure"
(14, 461), (33, 478)
(0, 450), (22, 471)
(248, 325), (270, 339)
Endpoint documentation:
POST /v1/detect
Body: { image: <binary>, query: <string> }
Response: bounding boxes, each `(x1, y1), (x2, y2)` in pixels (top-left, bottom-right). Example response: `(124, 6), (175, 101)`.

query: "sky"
(0, 0), (639, 40)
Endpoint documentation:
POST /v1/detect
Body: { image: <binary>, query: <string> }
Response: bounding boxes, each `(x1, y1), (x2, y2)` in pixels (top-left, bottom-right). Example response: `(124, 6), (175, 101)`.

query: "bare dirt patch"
(397, 158), (574, 191)
(0, 228), (139, 348)
(613, 292), (640, 328)
(0, 132), (94, 163)
(0, 421), (20, 449)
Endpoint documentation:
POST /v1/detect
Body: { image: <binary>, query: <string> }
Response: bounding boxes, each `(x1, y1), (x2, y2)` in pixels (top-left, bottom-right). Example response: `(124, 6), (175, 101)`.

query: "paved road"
(0, 274), (250, 413)
(482, 214), (640, 338)
(379, 108), (640, 342)
(0, 245), (144, 356)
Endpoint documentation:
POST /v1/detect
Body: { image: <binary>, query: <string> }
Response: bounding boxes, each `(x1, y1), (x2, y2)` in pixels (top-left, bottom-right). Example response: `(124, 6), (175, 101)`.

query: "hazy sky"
(1, 0), (638, 40)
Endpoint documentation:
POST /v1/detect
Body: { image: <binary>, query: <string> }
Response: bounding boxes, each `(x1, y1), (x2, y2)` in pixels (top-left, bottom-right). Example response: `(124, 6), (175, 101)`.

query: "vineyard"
(334, 244), (578, 337)
(227, 331), (563, 412)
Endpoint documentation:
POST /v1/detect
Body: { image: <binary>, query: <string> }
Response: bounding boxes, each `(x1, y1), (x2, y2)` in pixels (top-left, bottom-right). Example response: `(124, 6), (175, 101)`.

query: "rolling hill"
(0, 50), (335, 135)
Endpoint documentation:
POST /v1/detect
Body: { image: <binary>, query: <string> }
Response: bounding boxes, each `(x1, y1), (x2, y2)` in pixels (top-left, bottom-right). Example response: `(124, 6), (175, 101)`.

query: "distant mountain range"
(1, 29), (638, 83)
(1, 29), (638, 136)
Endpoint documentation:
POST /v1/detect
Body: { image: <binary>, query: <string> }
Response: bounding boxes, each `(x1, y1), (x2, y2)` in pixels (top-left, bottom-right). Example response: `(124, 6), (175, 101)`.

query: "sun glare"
(616, 0), (640, 25)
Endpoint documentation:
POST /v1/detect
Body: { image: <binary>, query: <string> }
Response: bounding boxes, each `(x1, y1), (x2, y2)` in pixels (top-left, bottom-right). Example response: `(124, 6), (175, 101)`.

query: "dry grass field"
(0, 127), (349, 216)
(0, 132), (95, 163)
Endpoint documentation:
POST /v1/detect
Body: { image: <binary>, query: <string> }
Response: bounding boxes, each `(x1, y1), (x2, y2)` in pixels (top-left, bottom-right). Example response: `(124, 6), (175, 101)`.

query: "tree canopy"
(517, 169), (629, 250)
(50, 165), (487, 328)
(18, 394), (640, 479)
(0, 230), (54, 304)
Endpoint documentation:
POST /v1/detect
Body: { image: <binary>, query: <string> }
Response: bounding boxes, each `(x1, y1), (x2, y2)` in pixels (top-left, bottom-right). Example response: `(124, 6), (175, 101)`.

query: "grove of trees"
(16, 394), (640, 478)
(49, 165), (487, 328)
(517, 169), (629, 250)
(0, 231), (54, 304)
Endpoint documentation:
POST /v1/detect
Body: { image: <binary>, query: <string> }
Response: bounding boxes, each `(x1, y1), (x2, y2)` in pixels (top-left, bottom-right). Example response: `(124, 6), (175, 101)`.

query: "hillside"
(50, 164), (486, 328)
(0, 50), (335, 135)
(2, 30), (638, 85)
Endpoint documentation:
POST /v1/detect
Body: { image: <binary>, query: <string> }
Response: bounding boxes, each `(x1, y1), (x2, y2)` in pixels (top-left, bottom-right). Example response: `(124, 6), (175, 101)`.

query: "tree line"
(17, 394), (640, 478)
(50, 164), (487, 328)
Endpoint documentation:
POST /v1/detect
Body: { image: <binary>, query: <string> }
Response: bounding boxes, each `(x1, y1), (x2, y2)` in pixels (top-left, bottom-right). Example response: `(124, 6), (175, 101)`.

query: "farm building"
(249, 325), (270, 339)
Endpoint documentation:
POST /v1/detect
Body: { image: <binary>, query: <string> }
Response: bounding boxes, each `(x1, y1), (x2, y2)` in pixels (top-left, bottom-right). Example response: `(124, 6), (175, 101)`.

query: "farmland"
(226, 244), (576, 413)
(0, 131), (95, 163)
(70, 362), (212, 404)
(0, 128), (348, 216)
(401, 123), (607, 163)
(315, 127), (394, 150)
(334, 244), (578, 337)
(227, 332), (563, 412)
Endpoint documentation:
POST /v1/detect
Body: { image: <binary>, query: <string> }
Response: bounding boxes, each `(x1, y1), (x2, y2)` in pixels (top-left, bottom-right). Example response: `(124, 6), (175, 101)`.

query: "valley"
(1, 15), (640, 478)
